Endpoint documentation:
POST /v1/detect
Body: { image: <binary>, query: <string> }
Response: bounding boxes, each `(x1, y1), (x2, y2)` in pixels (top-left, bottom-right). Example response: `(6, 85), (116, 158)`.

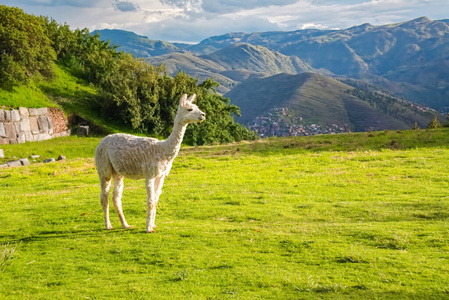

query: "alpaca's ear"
(179, 94), (188, 106)
(187, 94), (196, 103)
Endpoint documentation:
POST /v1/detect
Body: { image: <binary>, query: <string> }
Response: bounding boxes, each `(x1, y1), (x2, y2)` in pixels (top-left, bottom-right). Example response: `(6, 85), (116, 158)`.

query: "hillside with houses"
(249, 107), (351, 137)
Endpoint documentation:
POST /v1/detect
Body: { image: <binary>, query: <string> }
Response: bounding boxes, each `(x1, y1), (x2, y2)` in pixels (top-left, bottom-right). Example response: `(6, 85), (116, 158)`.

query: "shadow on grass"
(209, 264), (233, 270)
(1, 227), (146, 244)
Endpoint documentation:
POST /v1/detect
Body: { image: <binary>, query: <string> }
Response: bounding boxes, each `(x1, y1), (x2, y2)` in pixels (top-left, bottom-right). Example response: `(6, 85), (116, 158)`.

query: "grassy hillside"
(0, 64), (94, 109)
(1, 129), (448, 298)
(201, 43), (313, 75)
(225, 72), (441, 131)
(0, 64), (133, 134)
(0, 81), (58, 109)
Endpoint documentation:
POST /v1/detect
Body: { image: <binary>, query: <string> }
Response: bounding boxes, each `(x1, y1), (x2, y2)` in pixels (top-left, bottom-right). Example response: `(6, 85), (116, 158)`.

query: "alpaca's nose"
(201, 112), (206, 117)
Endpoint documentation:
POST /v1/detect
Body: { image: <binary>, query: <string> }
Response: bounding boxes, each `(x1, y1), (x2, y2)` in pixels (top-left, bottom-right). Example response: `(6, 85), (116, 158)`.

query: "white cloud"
(159, 0), (299, 14)
(4, 0), (449, 42)
(225, 0), (443, 31)
(128, 13), (278, 42)
(299, 23), (329, 30)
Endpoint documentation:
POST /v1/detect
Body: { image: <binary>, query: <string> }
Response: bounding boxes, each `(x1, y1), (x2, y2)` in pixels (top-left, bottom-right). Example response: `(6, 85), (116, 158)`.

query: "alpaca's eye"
(187, 108), (193, 112)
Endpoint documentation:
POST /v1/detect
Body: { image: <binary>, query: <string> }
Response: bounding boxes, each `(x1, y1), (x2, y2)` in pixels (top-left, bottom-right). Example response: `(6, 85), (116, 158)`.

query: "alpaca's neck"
(161, 118), (187, 160)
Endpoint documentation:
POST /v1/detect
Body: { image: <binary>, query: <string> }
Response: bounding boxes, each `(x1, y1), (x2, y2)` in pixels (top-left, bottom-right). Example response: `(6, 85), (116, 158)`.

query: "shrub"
(0, 5), (56, 89)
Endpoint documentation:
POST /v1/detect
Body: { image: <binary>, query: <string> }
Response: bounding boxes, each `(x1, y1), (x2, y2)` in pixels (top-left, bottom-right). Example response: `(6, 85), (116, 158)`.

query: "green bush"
(0, 5), (56, 89)
(427, 116), (441, 129)
(0, 6), (257, 145)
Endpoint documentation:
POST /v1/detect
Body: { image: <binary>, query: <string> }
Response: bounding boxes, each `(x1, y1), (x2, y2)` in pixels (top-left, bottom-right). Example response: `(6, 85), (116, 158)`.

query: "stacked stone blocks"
(0, 107), (70, 144)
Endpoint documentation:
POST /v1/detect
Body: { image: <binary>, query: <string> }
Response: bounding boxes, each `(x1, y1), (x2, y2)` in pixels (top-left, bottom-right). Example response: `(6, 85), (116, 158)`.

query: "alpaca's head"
(177, 94), (206, 124)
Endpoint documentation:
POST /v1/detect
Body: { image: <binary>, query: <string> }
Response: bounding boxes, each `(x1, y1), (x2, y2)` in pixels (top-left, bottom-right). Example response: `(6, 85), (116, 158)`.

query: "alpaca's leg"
(151, 176), (165, 228)
(112, 174), (132, 229)
(145, 178), (156, 233)
(100, 177), (113, 230)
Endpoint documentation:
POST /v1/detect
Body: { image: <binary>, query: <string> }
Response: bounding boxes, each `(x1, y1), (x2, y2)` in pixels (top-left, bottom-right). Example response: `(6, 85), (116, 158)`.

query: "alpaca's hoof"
(146, 229), (155, 233)
(123, 225), (134, 229)
(106, 226), (114, 230)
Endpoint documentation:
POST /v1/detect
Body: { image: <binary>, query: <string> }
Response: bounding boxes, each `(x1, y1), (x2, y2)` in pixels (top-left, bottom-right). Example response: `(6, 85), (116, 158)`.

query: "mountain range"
(95, 17), (449, 134)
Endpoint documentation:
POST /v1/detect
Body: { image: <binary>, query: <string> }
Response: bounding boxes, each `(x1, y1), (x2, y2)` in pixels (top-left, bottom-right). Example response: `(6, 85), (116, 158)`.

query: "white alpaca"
(94, 94), (205, 233)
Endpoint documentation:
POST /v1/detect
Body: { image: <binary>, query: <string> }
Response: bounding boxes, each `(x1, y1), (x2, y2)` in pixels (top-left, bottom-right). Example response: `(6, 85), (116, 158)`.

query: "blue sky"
(3, 0), (449, 43)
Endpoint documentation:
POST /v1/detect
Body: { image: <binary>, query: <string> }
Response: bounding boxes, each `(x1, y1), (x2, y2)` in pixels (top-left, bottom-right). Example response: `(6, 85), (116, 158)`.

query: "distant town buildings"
(248, 107), (351, 138)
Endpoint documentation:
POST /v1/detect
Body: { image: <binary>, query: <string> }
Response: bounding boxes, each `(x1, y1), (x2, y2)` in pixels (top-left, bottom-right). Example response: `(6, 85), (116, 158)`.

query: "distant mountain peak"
(348, 23), (374, 31)
(411, 16), (432, 23)
(398, 16), (432, 27)
(95, 29), (182, 57)
(93, 28), (149, 41)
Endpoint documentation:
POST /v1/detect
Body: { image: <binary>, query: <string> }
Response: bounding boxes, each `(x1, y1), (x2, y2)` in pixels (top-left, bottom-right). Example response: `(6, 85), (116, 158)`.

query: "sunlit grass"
(0, 64), (97, 110)
(0, 81), (56, 109)
(0, 130), (448, 298)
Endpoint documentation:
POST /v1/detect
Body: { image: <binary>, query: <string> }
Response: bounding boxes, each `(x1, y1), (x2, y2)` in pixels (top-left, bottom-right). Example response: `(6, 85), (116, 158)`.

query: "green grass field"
(1, 129), (448, 299)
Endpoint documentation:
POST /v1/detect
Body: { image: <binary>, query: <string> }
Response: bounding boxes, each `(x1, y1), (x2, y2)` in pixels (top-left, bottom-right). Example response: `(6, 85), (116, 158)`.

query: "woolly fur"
(95, 94), (205, 233)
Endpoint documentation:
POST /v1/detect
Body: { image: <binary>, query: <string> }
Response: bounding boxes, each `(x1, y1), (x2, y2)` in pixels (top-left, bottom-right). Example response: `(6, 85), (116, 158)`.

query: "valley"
(96, 16), (449, 136)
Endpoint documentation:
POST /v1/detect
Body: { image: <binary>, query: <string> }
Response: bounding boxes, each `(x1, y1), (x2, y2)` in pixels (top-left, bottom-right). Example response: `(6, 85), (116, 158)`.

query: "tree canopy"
(0, 5), (257, 145)
(0, 5), (56, 89)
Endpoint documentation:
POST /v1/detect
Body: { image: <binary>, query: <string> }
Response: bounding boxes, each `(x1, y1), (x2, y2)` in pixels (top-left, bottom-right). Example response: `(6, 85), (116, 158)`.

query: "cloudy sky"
(3, 0), (449, 43)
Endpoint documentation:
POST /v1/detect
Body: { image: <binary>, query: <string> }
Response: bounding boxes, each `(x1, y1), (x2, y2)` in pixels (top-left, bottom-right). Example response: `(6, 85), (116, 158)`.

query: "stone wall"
(0, 107), (70, 145)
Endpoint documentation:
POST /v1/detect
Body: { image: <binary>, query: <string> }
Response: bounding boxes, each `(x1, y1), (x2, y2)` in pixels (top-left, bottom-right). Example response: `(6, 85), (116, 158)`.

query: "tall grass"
(0, 243), (19, 271)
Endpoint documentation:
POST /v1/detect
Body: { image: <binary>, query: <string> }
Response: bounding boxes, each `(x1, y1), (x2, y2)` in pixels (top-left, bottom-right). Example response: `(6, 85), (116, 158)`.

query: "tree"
(2, 7), (256, 145)
(95, 65), (257, 145)
(427, 116), (441, 129)
(0, 5), (56, 89)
